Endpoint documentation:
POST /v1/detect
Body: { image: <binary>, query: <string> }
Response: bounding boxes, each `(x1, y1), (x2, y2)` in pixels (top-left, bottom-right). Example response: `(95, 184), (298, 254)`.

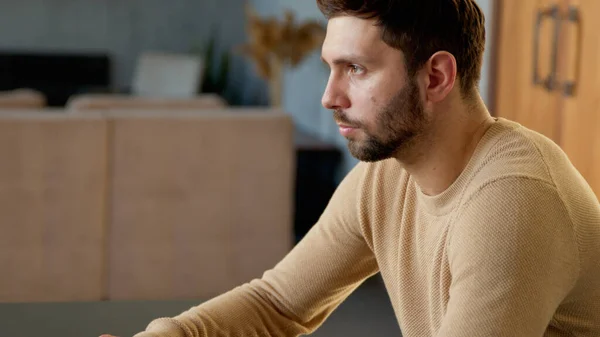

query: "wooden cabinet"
(559, 0), (600, 196)
(495, 0), (564, 141)
(494, 0), (600, 197)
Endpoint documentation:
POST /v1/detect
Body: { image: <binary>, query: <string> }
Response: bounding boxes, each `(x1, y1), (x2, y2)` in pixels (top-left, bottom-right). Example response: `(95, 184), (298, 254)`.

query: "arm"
(436, 177), (580, 337)
(133, 163), (379, 337)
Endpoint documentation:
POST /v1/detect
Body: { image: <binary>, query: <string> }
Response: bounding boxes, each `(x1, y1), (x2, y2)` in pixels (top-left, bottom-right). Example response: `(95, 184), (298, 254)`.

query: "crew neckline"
(415, 118), (518, 215)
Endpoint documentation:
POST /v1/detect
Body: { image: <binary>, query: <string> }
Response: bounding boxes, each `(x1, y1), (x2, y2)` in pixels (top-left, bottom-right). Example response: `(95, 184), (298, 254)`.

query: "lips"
(338, 124), (357, 137)
(333, 110), (359, 137)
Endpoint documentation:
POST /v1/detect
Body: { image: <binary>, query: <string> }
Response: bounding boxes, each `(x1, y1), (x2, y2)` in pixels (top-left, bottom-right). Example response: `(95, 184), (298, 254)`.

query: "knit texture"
(135, 118), (600, 337)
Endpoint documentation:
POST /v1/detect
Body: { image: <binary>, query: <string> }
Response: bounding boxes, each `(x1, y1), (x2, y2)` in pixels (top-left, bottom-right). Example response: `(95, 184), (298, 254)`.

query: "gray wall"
(250, 0), (496, 179)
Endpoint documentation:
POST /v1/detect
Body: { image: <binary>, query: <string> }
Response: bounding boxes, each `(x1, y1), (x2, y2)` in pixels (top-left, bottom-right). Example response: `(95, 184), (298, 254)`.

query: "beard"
(334, 78), (429, 162)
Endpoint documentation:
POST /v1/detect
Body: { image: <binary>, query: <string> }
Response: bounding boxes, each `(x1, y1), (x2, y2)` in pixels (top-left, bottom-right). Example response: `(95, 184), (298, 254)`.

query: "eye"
(348, 64), (364, 75)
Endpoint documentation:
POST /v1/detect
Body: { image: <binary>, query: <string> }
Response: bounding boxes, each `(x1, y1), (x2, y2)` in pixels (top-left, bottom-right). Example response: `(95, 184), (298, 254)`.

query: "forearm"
(134, 280), (312, 337)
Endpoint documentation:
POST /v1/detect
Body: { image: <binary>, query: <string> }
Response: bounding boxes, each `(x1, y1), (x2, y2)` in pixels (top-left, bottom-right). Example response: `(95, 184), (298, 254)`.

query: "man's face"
(321, 16), (429, 162)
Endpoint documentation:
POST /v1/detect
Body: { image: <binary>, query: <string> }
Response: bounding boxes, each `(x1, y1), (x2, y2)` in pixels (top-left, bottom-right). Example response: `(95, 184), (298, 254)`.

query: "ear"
(422, 51), (457, 103)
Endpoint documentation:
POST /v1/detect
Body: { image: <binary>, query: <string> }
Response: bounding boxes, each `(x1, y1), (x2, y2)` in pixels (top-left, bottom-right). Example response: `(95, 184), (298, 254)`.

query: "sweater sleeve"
(133, 162), (379, 337)
(437, 177), (580, 337)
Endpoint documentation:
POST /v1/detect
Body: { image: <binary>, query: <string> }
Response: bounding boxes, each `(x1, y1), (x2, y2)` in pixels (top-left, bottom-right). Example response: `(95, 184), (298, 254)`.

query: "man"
(104, 0), (600, 336)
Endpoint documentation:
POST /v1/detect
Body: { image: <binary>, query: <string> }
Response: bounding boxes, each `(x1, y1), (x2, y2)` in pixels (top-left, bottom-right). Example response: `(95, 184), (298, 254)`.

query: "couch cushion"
(107, 109), (295, 300)
(0, 112), (107, 302)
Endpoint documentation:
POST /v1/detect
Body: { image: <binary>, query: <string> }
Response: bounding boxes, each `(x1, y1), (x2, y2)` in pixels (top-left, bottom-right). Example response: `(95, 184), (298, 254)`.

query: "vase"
(268, 56), (283, 108)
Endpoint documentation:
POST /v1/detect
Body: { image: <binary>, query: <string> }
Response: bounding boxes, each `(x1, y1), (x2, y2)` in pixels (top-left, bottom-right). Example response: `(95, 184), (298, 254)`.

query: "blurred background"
(1, 0), (598, 336)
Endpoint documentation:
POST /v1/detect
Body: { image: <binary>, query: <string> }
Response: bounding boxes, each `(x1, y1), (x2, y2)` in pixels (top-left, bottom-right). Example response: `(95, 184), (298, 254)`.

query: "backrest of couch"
(106, 108), (295, 300)
(0, 89), (47, 109)
(0, 111), (108, 302)
(66, 93), (226, 111)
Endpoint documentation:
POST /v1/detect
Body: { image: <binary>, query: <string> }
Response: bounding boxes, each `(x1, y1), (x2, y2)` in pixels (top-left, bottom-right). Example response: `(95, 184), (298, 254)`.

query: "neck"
(396, 95), (495, 196)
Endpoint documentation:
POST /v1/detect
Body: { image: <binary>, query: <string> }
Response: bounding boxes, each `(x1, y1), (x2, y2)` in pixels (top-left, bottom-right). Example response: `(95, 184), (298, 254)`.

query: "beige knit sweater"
(134, 118), (600, 337)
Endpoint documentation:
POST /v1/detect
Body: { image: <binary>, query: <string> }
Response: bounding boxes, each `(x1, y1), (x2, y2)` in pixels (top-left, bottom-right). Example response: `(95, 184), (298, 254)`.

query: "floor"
(0, 276), (402, 337)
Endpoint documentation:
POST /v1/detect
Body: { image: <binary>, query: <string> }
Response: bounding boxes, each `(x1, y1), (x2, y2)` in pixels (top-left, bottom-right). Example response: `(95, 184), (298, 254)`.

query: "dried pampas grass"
(237, 3), (326, 106)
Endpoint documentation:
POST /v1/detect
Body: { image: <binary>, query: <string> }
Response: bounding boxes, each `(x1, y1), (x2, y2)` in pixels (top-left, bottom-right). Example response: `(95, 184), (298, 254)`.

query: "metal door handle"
(533, 5), (561, 91)
(562, 6), (582, 97)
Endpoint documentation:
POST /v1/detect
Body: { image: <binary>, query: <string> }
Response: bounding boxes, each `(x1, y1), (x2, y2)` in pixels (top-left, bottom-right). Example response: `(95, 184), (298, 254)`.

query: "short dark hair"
(317, 0), (486, 96)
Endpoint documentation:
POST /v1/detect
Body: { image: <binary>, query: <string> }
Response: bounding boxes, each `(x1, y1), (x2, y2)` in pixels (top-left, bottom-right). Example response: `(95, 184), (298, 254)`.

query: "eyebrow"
(321, 54), (373, 66)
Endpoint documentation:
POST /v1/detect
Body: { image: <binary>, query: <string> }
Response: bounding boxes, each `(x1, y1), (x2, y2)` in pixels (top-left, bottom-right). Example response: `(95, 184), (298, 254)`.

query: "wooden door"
(494, 0), (565, 142)
(558, 0), (600, 197)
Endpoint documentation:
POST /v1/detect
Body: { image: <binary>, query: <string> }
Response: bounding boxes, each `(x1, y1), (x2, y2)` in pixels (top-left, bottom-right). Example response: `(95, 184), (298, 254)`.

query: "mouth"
(338, 123), (358, 137)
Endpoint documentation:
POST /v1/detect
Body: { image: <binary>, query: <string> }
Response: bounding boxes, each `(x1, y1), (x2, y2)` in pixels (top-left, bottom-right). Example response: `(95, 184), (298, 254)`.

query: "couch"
(0, 107), (295, 302)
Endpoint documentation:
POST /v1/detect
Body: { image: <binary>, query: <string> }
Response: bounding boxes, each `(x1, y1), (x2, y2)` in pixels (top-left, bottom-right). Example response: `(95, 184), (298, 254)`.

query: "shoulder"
(458, 119), (584, 209)
(471, 120), (560, 185)
(460, 118), (595, 215)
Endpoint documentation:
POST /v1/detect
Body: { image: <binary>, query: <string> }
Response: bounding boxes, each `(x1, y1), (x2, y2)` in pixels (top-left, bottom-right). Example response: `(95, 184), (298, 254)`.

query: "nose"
(321, 75), (350, 110)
